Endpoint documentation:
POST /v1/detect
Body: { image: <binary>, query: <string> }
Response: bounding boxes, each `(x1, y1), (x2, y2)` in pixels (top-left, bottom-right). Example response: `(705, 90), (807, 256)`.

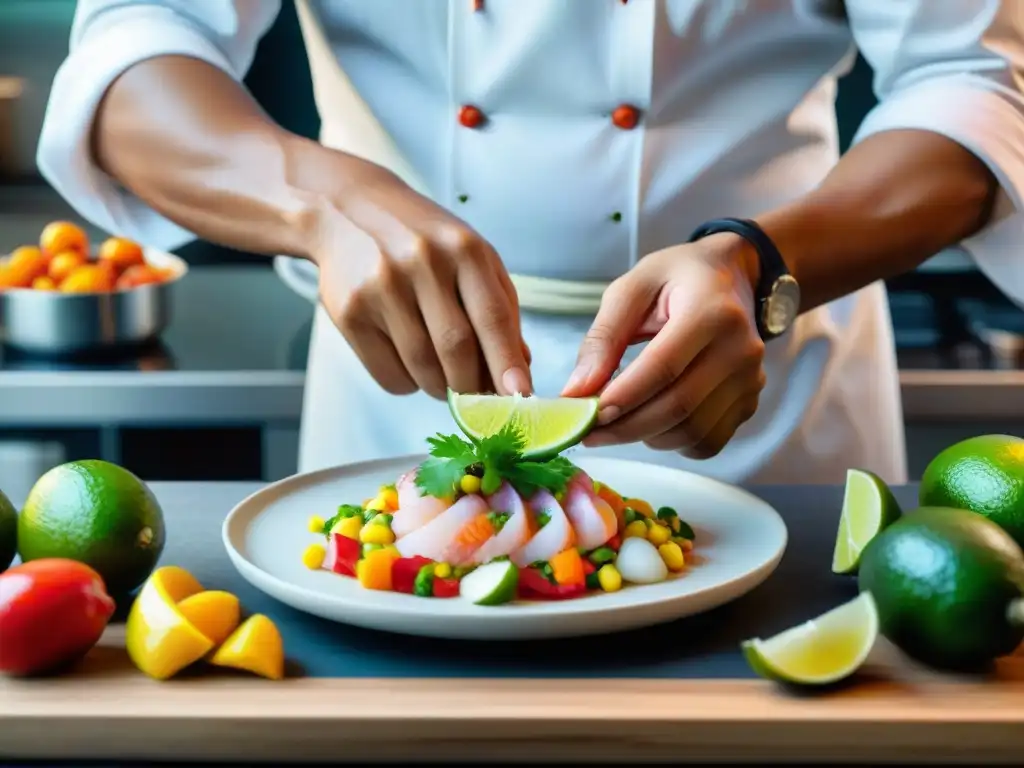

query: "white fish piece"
(473, 482), (534, 565)
(563, 481), (617, 550)
(511, 490), (574, 568)
(392, 470), (452, 537)
(395, 493), (489, 562)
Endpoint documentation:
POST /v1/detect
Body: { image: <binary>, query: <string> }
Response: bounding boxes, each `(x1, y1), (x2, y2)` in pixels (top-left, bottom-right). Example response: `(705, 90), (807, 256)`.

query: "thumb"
(562, 275), (657, 397)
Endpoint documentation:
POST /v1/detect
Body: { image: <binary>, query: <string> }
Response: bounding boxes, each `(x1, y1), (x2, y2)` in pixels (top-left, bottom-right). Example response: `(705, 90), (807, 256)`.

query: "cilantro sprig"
(415, 422), (577, 499)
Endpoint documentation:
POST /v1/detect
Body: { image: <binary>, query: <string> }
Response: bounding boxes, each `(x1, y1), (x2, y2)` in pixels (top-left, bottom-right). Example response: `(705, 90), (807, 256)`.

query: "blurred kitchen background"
(1, 0), (1022, 502)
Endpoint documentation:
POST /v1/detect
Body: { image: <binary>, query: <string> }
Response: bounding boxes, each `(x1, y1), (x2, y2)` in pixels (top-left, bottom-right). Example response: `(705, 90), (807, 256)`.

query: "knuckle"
(437, 326), (477, 360)
(668, 386), (700, 421)
(436, 224), (476, 253)
(404, 235), (432, 263)
(714, 300), (752, 332)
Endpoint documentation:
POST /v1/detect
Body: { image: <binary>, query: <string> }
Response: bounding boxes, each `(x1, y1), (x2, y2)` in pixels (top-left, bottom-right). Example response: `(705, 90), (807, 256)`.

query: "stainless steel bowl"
(0, 247), (188, 355)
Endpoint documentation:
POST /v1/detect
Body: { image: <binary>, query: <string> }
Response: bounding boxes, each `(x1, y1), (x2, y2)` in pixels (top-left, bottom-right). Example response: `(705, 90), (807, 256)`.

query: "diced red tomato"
(392, 556), (433, 594)
(432, 576), (461, 598)
(323, 533), (360, 577)
(517, 567), (587, 600)
(606, 534), (621, 551)
(582, 559), (596, 576)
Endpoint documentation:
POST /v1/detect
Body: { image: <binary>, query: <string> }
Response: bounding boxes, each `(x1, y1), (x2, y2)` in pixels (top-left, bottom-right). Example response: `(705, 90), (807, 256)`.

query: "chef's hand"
(562, 234), (766, 459)
(313, 157), (532, 400)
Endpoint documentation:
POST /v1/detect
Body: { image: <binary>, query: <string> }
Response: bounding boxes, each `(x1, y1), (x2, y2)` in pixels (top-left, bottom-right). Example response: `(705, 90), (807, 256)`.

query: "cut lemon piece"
(448, 390), (599, 457)
(210, 614), (285, 680)
(742, 592), (879, 686)
(832, 468), (902, 575)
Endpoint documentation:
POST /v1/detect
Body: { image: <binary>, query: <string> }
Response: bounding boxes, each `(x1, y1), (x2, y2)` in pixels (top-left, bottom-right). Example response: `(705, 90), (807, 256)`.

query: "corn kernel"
(307, 515), (325, 534)
(647, 523), (671, 546)
(365, 494), (387, 513)
(624, 520), (648, 539)
(380, 486), (400, 511)
(597, 564), (623, 592)
(434, 562), (452, 579)
(360, 523), (396, 545)
(658, 541), (685, 571)
(302, 543), (326, 570)
(331, 515), (363, 540)
(382, 544), (401, 557)
(459, 474), (482, 494)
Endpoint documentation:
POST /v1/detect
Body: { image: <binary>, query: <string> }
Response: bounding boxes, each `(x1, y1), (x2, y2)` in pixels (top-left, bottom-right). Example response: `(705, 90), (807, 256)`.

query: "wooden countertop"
(1, 481), (1023, 765)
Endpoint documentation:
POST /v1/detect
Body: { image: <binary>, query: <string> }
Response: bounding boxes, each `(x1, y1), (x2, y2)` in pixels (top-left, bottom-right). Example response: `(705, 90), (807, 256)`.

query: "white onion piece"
(615, 537), (668, 584)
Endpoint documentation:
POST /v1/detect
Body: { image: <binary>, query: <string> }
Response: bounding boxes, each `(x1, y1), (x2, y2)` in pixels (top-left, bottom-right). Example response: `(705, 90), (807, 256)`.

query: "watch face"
(761, 275), (801, 336)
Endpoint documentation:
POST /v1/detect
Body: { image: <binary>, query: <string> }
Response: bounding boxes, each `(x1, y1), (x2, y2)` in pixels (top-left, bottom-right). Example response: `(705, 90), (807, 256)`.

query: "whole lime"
(0, 489), (16, 572)
(17, 460), (165, 596)
(859, 506), (1024, 670)
(920, 434), (1024, 548)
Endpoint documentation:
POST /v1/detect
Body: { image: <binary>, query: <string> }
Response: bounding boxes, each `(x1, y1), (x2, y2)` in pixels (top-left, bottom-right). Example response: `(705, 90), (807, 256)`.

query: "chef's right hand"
(311, 155), (532, 400)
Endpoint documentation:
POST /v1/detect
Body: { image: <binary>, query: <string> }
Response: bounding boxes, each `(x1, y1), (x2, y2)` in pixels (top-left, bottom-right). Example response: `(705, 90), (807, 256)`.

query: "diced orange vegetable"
(453, 513), (495, 549)
(627, 498), (655, 518)
(549, 547), (586, 587)
(356, 547), (399, 591)
(597, 484), (628, 529)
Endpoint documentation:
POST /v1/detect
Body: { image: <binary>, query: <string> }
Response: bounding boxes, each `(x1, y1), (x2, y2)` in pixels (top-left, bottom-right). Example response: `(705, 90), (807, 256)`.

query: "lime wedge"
(831, 468), (902, 575)
(742, 592), (879, 686)
(448, 390), (599, 458)
(460, 560), (519, 605)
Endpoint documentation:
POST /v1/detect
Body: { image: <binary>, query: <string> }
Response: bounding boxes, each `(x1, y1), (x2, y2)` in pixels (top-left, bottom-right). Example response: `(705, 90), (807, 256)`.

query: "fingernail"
(597, 405), (620, 426)
(564, 364), (592, 393)
(503, 367), (531, 395)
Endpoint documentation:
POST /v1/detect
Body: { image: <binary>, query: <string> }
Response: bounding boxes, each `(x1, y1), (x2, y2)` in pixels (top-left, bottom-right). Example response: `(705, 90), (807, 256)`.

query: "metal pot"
(0, 248), (188, 355)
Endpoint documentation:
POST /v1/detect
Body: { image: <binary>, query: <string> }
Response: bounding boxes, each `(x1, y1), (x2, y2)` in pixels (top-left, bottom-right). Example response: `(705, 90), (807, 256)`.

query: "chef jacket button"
(459, 105), (486, 128)
(612, 104), (641, 130)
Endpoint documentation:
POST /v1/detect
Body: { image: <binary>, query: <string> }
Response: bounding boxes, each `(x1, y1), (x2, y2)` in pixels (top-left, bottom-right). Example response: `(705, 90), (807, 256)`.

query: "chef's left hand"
(562, 233), (767, 459)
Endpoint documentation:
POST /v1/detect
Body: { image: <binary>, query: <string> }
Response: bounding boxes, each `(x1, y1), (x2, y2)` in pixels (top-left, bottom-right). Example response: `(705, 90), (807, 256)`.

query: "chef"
(37, 0), (1024, 485)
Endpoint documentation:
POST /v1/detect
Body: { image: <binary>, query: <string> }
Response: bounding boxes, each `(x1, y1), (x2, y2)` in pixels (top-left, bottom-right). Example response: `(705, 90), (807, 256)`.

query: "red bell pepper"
(324, 533), (361, 577)
(518, 567), (586, 600)
(606, 534), (622, 552)
(392, 556), (433, 594)
(432, 576), (461, 598)
(582, 559), (596, 576)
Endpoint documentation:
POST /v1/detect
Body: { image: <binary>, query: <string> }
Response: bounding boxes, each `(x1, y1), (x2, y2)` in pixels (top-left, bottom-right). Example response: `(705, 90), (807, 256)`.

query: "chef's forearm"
(92, 55), (323, 261)
(755, 129), (999, 312)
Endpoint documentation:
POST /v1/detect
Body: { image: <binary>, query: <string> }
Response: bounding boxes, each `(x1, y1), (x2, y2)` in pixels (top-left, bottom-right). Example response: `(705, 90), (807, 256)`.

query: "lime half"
(448, 390), (599, 458)
(742, 592), (879, 686)
(831, 468), (902, 575)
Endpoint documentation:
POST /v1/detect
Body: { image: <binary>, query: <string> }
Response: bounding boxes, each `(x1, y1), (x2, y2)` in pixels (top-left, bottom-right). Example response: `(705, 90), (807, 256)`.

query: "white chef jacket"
(37, 0), (1024, 485)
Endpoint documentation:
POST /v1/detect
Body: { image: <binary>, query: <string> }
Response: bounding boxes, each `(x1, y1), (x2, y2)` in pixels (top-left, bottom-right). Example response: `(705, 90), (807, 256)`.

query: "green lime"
(858, 506), (1024, 670)
(742, 592), (879, 686)
(17, 460), (166, 596)
(831, 468), (902, 574)
(459, 560), (519, 605)
(0, 489), (16, 572)
(448, 389), (599, 458)
(919, 434), (1024, 548)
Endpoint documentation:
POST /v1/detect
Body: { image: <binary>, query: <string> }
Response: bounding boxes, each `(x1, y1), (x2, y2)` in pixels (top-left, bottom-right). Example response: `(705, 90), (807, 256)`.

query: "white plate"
(223, 455), (788, 640)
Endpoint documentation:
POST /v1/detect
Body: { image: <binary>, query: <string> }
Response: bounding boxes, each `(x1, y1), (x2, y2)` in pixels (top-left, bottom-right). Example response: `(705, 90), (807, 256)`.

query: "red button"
(612, 104), (641, 130)
(459, 105), (485, 128)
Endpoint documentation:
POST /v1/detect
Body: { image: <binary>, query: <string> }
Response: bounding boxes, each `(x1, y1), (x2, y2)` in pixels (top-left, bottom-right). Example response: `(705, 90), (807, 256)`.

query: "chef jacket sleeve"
(36, 0), (282, 252)
(846, 0), (1024, 306)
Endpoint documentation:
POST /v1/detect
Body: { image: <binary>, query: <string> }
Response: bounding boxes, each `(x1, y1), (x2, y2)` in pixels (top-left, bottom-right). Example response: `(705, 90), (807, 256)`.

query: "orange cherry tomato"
(9, 245), (46, 267)
(40, 221), (88, 256)
(98, 237), (145, 272)
(60, 264), (115, 294)
(48, 250), (88, 284)
(0, 250), (50, 290)
(115, 264), (168, 291)
(31, 276), (57, 291)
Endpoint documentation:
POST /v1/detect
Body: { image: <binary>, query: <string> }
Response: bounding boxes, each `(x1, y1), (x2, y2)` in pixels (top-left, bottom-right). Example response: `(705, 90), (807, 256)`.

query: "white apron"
(281, 0), (908, 485)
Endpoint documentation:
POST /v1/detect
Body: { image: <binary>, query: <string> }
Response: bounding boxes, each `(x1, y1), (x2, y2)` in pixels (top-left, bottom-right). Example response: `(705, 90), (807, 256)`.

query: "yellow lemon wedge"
(176, 590), (241, 646)
(125, 566), (215, 680)
(210, 614), (285, 680)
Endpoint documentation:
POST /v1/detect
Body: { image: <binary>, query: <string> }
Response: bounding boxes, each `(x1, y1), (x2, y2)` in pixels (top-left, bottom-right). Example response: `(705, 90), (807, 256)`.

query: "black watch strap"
(687, 217), (799, 340)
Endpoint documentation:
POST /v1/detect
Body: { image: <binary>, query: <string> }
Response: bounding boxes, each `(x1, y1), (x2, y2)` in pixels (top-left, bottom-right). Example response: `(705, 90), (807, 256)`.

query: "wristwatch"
(687, 217), (801, 340)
